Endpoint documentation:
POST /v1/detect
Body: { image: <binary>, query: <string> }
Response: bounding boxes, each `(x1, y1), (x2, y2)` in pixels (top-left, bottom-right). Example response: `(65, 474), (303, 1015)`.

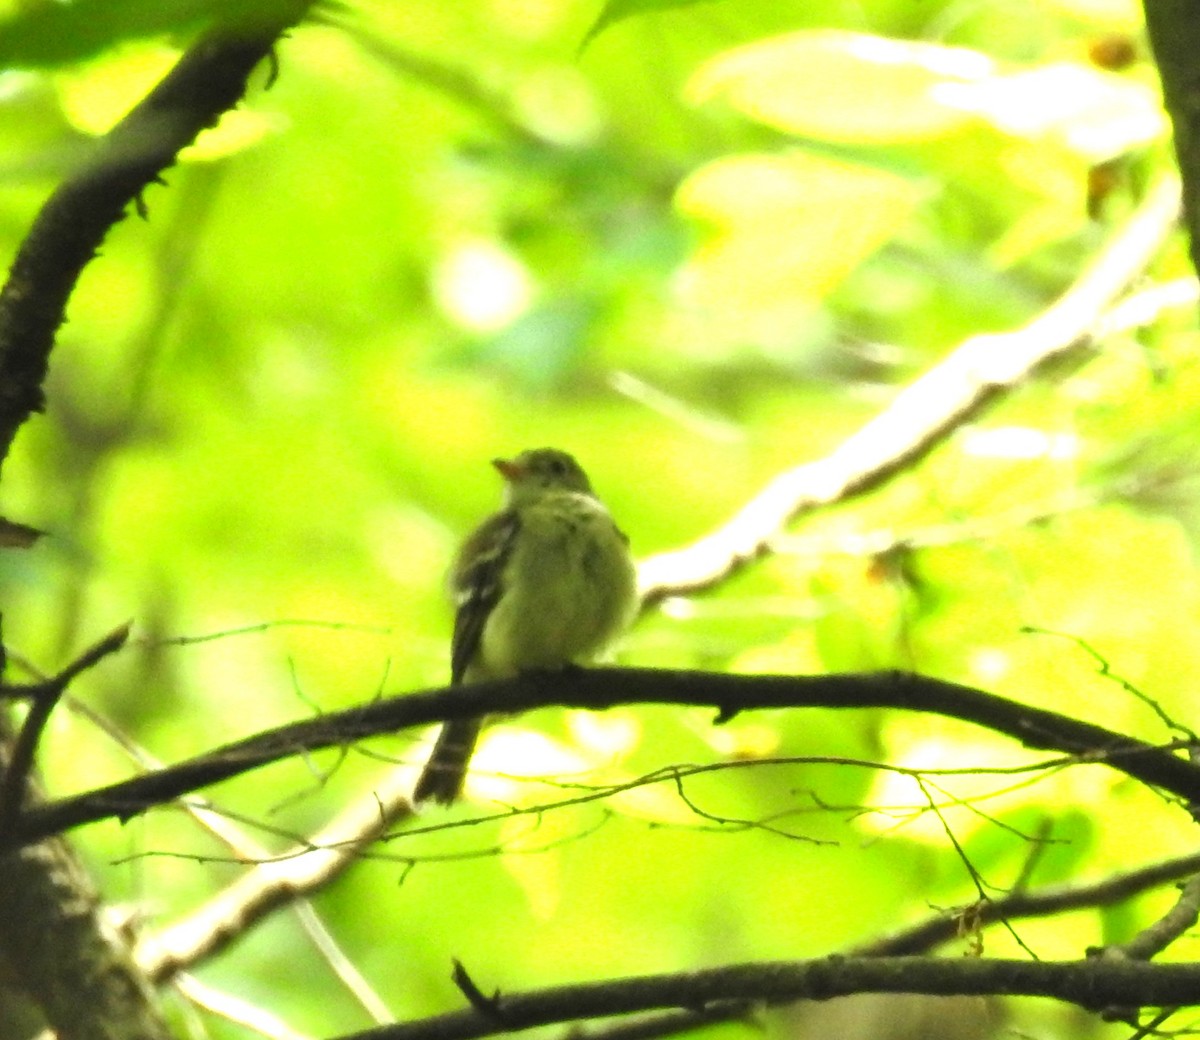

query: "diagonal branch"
(6, 667), (1200, 849)
(53, 682), (399, 1020)
(0, 18), (307, 472)
(136, 765), (413, 986)
(1101, 871), (1200, 963)
(636, 175), (1180, 603)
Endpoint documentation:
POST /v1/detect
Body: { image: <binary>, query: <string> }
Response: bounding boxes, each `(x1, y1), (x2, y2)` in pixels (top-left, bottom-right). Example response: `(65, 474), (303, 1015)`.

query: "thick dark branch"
(1144, 0), (1200, 281)
(0, 21), (302, 470)
(559, 1004), (754, 1040)
(339, 956), (1200, 1040)
(4, 667), (1199, 849)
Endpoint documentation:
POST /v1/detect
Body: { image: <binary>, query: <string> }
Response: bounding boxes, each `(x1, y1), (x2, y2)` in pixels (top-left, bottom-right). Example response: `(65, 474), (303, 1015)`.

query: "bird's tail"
(412, 717), (483, 804)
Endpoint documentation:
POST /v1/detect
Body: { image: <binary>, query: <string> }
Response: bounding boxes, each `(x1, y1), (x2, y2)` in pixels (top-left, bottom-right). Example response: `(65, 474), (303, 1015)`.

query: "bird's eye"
(549, 458), (567, 475)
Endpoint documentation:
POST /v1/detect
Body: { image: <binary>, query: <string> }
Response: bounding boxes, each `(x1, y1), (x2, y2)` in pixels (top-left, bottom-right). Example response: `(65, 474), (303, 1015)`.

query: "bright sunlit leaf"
(688, 30), (994, 143)
(932, 62), (1166, 159)
(675, 151), (924, 325)
(1040, 0), (1142, 27)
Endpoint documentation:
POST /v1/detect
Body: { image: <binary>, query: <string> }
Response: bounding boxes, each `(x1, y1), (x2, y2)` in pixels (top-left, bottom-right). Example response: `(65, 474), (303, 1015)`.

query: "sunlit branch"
(6, 666), (1200, 849)
(137, 765), (413, 991)
(0, 20), (318, 1040)
(339, 956), (1200, 1040)
(146, 765), (399, 1022)
(174, 973), (315, 1040)
(11, 619), (397, 1020)
(1093, 276), (1199, 338)
(635, 175), (1181, 604)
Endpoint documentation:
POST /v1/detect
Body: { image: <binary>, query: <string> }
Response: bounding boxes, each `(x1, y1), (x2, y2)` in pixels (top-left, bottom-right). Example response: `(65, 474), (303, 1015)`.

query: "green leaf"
(674, 150), (925, 330)
(688, 30), (993, 143)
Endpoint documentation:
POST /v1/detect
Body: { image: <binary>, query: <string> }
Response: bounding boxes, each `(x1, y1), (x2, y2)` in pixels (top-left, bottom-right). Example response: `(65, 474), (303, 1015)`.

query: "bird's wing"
(450, 508), (521, 684)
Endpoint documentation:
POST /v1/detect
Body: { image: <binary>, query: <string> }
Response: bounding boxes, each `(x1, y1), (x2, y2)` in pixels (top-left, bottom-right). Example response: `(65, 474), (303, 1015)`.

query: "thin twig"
(853, 849), (1200, 956)
(0, 622), (130, 829)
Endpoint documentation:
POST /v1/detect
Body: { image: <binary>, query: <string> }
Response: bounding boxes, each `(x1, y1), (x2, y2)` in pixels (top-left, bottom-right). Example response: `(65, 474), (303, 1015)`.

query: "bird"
(412, 448), (639, 805)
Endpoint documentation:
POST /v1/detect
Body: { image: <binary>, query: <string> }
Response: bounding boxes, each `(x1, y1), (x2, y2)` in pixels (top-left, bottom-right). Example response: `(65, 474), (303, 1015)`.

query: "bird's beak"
(492, 457), (523, 481)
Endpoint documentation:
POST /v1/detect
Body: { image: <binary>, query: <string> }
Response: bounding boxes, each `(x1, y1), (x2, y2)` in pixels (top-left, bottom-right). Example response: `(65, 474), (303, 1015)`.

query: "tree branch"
(5, 667), (1199, 849)
(0, 14), (313, 1040)
(0, 20), (301, 471)
(636, 175), (1180, 603)
(338, 956), (1200, 1040)
(136, 765), (414, 985)
(855, 849), (1200, 957)
(1101, 872), (1200, 963)
(1143, 0), (1200, 281)
(0, 622), (129, 828)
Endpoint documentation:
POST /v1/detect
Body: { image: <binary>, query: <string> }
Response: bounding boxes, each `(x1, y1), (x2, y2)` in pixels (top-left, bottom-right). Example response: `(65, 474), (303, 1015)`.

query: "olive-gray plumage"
(413, 449), (637, 804)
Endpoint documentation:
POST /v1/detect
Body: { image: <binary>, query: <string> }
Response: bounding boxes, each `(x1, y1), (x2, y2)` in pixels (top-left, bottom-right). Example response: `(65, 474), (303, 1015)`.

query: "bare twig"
(0, 20), (312, 1040)
(854, 849), (1200, 956)
(0, 622), (130, 829)
(8, 667), (1200, 849)
(636, 176), (1181, 604)
(21, 666), (396, 1021)
(45, 680), (398, 1020)
(1089, 867), (1200, 1023)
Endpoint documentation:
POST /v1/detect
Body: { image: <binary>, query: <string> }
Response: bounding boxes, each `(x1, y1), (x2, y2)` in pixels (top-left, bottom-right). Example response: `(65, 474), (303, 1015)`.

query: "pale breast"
(473, 492), (636, 677)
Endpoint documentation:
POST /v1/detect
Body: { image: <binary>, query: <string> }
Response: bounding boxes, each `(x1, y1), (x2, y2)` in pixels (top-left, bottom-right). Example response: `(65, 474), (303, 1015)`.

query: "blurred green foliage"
(0, 0), (1196, 1037)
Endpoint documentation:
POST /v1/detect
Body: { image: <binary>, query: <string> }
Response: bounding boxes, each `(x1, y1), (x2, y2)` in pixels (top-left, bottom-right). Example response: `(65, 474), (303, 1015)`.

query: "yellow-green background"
(0, 0), (1195, 1038)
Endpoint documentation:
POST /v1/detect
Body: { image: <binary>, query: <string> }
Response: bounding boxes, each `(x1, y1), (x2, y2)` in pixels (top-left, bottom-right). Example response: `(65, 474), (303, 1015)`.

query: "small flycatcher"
(413, 448), (638, 804)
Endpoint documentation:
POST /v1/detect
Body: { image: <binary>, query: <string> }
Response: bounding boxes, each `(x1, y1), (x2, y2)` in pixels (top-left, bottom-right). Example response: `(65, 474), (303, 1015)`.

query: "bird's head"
(494, 448), (594, 504)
